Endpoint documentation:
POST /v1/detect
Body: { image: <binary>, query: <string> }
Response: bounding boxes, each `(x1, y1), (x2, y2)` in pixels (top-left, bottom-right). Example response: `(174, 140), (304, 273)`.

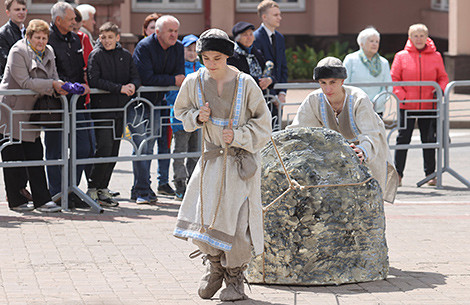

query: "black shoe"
(157, 183), (175, 196)
(68, 193), (91, 209)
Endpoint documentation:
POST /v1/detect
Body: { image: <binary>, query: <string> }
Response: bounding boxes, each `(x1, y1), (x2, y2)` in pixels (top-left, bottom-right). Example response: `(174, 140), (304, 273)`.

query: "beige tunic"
(288, 85), (398, 203)
(173, 68), (272, 255)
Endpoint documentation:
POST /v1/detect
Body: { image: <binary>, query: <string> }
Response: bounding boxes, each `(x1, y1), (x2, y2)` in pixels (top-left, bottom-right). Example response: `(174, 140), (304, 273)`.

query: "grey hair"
(155, 15), (179, 31)
(356, 27), (380, 49)
(51, 2), (74, 23)
(234, 34), (241, 42)
(76, 4), (96, 21)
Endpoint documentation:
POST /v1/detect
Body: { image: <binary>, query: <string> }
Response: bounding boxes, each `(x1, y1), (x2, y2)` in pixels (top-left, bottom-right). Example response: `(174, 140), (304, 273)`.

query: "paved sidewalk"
(0, 129), (469, 304)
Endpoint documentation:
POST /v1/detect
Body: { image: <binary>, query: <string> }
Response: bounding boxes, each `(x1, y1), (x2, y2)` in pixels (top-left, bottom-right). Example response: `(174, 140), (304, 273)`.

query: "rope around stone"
(263, 136), (373, 213)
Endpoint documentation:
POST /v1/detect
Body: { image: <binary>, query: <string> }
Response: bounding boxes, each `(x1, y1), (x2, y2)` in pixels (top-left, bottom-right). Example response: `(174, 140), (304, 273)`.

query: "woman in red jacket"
(390, 23), (448, 186)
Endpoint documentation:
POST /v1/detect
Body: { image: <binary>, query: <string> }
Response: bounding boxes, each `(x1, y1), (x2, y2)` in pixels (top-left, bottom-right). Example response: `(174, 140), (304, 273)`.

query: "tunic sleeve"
(231, 76), (272, 153)
(287, 92), (323, 128)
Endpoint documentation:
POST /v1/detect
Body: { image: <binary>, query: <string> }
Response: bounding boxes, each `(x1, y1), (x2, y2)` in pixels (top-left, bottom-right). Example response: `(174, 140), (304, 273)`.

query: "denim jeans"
(45, 112), (94, 196)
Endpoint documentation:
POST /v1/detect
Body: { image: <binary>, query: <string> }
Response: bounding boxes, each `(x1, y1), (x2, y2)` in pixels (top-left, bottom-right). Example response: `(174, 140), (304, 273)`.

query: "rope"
(197, 71), (240, 233)
(260, 135), (374, 283)
(263, 136), (374, 213)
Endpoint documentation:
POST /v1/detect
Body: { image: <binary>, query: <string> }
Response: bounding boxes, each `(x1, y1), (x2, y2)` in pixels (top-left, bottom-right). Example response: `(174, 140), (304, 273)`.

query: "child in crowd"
(86, 22), (141, 206)
(165, 34), (204, 200)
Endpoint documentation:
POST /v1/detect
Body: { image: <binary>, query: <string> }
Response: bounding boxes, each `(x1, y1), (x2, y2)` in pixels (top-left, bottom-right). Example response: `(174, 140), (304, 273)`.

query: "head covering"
(313, 56), (348, 81)
(232, 21), (255, 38)
(196, 28), (234, 57)
(182, 34), (198, 47)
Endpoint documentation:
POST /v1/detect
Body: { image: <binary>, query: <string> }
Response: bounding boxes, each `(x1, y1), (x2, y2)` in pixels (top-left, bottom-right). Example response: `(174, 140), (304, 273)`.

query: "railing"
(0, 80), (468, 213)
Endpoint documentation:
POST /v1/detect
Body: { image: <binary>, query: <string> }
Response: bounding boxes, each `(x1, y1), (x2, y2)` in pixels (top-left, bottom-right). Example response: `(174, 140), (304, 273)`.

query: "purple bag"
(61, 82), (85, 95)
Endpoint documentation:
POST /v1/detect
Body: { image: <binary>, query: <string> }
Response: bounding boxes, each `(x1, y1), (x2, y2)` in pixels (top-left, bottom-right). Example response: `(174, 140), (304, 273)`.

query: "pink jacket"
(390, 37), (448, 110)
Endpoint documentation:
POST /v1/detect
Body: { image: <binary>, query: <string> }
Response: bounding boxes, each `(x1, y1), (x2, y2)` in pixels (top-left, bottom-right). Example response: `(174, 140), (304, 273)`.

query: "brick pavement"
(0, 129), (469, 304)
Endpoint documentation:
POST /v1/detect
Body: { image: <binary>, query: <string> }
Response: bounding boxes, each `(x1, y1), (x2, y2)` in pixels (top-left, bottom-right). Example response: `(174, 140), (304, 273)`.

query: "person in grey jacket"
(0, 19), (68, 212)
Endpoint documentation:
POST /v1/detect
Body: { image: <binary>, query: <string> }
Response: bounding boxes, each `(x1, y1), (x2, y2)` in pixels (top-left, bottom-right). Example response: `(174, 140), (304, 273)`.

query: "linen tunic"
(173, 68), (272, 255)
(288, 85), (398, 203)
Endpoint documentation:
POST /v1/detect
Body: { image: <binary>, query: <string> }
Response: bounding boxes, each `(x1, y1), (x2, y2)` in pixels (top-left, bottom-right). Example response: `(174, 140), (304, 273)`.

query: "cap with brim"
(182, 34), (198, 47)
(232, 21), (255, 38)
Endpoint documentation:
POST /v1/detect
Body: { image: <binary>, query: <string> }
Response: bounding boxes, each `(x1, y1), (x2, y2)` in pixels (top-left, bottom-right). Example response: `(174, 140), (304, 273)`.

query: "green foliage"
(286, 42), (354, 80)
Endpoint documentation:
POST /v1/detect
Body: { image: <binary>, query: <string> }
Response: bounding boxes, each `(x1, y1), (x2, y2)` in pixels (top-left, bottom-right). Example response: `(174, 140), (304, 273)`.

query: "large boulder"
(247, 127), (388, 285)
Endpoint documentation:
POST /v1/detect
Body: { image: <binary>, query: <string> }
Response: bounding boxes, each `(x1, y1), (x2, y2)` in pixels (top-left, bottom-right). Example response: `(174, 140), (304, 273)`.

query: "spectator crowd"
(0, 0), (448, 211)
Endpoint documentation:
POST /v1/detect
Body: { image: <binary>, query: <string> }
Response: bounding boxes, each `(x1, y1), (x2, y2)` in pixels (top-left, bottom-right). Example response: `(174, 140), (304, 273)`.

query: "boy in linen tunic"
(288, 57), (398, 203)
(173, 29), (271, 301)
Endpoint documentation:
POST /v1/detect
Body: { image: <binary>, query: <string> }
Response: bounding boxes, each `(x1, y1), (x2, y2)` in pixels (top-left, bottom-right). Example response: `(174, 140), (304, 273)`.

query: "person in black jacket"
(0, 0), (27, 78)
(46, 2), (93, 207)
(85, 22), (141, 207)
(227, 21), (275, 91)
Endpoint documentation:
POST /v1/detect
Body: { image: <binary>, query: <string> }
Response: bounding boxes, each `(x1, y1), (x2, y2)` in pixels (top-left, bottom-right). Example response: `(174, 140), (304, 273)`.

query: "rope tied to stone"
(263, 136), (373, 213)
(197, 71), (240, 233)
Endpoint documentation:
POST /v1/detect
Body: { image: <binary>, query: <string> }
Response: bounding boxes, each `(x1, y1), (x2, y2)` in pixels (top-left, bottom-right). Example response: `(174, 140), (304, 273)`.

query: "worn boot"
(174, 179), (186, 201)
(198, 254), (225, 299)
(219, 265), (249, 301)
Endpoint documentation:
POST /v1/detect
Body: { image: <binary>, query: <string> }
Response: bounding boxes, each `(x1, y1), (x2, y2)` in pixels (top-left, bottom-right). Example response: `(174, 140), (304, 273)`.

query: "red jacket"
(390, 37), (448, 110)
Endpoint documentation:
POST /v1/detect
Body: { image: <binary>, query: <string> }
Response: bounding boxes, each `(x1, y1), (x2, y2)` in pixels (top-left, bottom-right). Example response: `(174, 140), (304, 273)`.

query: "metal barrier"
(443, 81), (470, 187)
(0, 90), (70, 207)
(1, 81), (463, 213)
(68, 86), (202, 212)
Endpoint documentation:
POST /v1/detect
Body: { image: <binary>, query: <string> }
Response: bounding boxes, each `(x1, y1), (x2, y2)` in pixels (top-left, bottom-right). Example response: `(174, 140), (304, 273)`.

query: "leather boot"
(198, 254), (225, 299)
(219, 265), (249, 301)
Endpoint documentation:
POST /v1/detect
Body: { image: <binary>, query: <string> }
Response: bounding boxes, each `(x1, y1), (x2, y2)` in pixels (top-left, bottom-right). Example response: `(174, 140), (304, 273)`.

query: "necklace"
(331, 101), (344, 117)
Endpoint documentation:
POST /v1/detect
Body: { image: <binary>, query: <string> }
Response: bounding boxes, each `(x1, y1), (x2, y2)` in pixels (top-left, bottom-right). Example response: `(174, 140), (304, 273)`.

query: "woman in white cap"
(288, 56), (398, 203)
(173, 28), (272, 301)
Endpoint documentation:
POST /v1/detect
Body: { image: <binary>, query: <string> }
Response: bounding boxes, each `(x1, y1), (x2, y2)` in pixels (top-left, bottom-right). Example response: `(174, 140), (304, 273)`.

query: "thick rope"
(263, 136), (374, 213)
(197, 72), (240, 233)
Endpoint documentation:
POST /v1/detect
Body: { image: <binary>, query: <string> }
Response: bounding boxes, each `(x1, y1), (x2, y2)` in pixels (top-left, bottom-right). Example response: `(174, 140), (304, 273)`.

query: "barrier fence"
(0, 81), (468, 213)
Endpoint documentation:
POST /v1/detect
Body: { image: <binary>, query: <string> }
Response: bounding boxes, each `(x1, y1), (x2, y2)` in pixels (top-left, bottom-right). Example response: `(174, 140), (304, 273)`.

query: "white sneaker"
(37, 201), (61, 212)
(136, 197), (149, 204)
(11, 202), (35, 212)
(86, 188), (99, 201)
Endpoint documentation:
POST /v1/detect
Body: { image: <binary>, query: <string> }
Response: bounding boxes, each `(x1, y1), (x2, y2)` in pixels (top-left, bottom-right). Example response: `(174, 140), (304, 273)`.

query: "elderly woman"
(391, 23), (448, 186)
(227, 21), (275, 90)
(343, 27), (392, 117)
(173, 29), (271, 301)
(288, 57), (398, 203)
(0, 19), (67, 212)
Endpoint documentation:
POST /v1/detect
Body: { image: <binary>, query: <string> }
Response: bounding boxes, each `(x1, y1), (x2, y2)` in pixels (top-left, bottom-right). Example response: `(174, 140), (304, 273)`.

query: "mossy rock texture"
(247, 127), (388, 285)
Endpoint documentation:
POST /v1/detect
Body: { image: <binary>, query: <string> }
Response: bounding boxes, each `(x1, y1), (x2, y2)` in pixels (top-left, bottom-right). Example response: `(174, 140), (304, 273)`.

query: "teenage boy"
(86, 22), (141, 207)
(253, 0), (288, 130)
(165, 34), (203, 200)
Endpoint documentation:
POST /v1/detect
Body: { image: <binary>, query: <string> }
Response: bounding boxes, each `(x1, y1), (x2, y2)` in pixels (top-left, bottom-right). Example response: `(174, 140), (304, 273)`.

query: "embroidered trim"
(197, 68), (243, 127)
(173, 227), (232, 251)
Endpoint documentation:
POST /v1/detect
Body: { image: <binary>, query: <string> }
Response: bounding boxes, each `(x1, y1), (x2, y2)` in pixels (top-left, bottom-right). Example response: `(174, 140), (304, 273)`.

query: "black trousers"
(0, 135), (51, 208)
(88, 117), (124, 189)
(394, 109), (436, 178)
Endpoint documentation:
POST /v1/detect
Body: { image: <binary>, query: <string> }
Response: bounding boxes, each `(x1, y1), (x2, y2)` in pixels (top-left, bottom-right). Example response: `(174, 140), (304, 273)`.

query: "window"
(431, 0), (448, 11)
(27, 0), (58, 15)
(132, 0), (202, 13)
(237, 0), (305, 13)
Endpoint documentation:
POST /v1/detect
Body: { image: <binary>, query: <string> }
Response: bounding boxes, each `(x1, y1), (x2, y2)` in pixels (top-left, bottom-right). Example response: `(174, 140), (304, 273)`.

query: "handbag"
(29, 95), (63, 128)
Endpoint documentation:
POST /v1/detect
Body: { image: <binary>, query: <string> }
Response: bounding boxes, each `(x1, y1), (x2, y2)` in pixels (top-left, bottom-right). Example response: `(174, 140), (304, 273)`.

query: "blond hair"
(257, 0), (279, 18)
(408, 23), (428, 37)
(26, 19), (50, 39)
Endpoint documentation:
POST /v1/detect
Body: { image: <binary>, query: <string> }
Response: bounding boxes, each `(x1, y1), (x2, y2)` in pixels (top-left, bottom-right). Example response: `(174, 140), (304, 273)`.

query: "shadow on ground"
(249, 266), (446, 296)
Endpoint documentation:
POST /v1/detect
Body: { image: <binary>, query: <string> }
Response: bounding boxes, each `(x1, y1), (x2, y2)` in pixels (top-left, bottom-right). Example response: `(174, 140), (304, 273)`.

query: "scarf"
(358, 49), (382, 77)
(27, 40), (45, 63)
(234, 42), (262, 78)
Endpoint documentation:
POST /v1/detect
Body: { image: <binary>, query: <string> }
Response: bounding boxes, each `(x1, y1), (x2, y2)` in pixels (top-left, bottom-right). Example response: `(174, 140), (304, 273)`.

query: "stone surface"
(247, 127), (389, 285)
